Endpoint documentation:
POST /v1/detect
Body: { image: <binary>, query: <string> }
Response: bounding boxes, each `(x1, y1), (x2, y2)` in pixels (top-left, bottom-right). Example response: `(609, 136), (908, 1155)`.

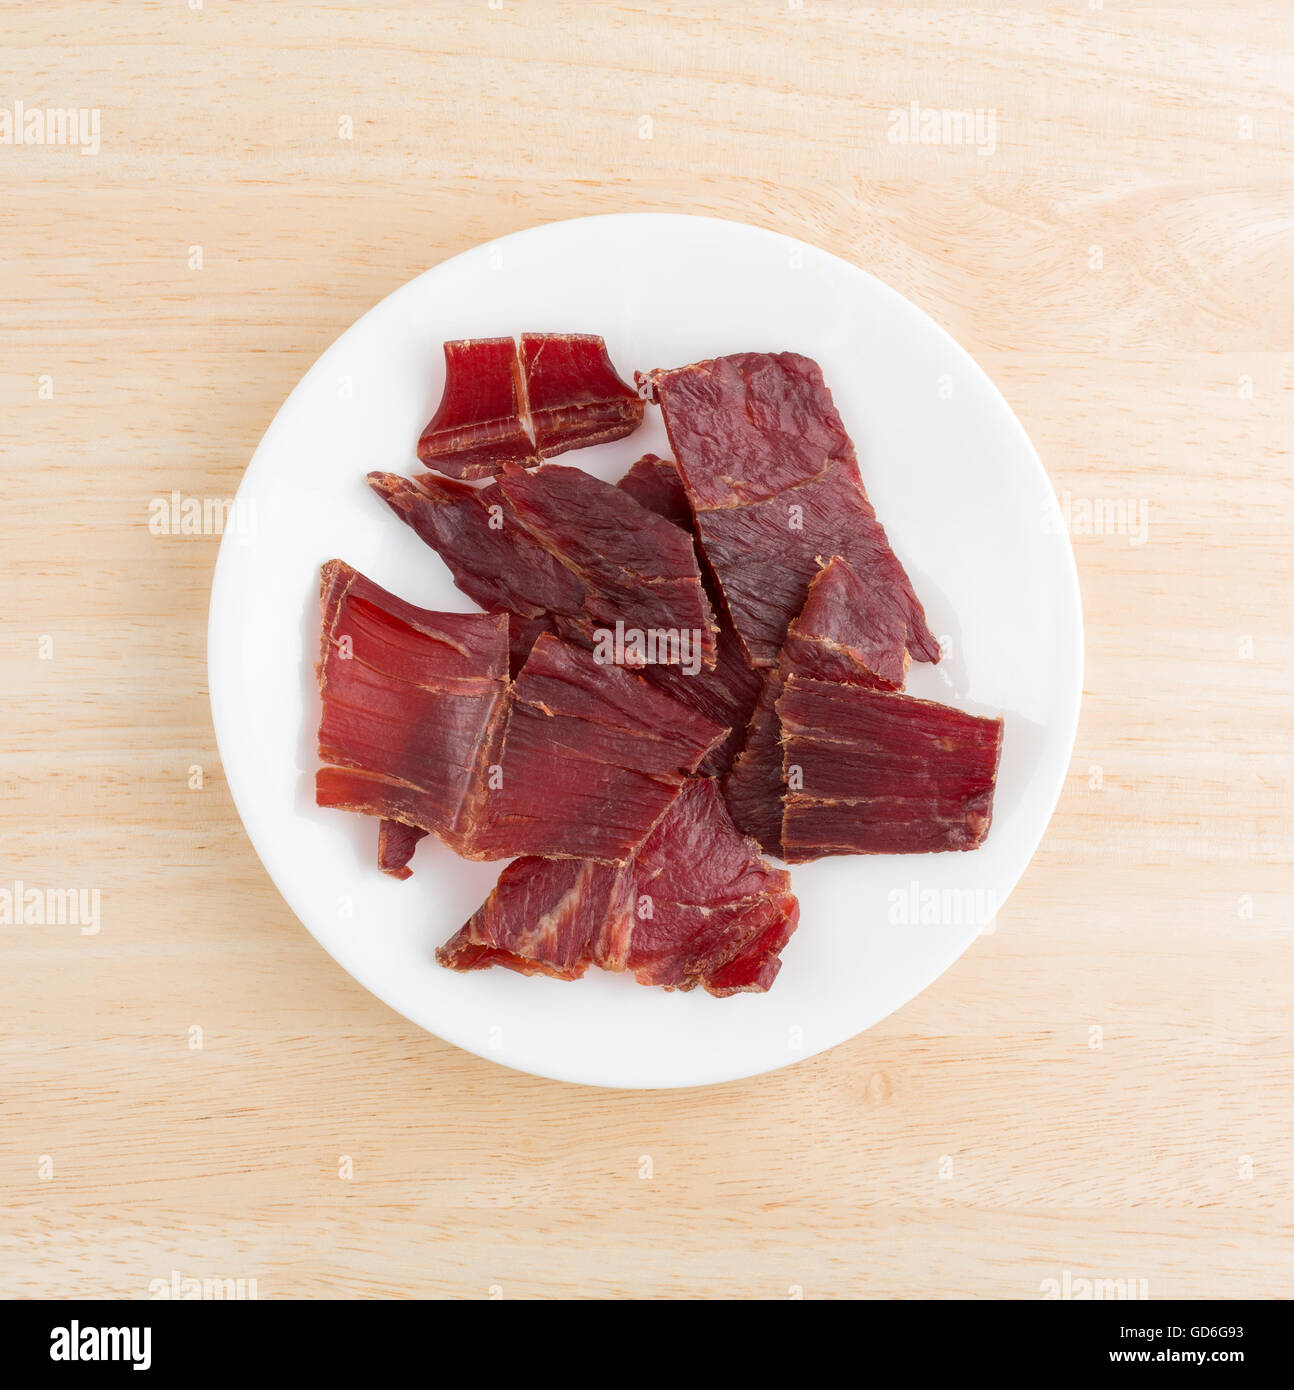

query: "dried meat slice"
(521, 332), (644, 456)
(617, 455), (763, 777)
(369, 463), (717, 669)
(595, 778), (799, 994)
(645, 351), (939, 668)
(505, 612), (554, 677)
(436, 928), (572, 979)
(377, 819), (428, 880)
(471, 635), (726, 864)
(702, 907), (799, 996)
(417, 337), (540, 479)
(437, 856), (634, 980)
(369, 470), (584, 623)
(616, 452), (693, 529)
(417, 333), (641, 477)
(496, 462), (716, 669)
(313, 560), (509, 852)
(781, 554), (911, 692)
(725, 555), (907, 856)
(637, 617), (760, 778)
(439, 778), (799, 996)
(778, 675), (1004, 860)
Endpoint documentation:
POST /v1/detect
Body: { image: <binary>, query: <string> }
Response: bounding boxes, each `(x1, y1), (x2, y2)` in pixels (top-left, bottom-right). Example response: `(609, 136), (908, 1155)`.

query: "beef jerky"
(369, 470), (583, 623)
(496, 462), (715, 669)
(369, 462), (717, 669)
(506, 613), (555, 678)
(637, 619), (760, 779)
(778, 675), (1003, 860)
(319, 585), (719, 865)
(471, 635), (726, 864)
(725, 555), (907, 856)
(313, 560), (509, 853)
(436, 928), (569, 979)
(521, 332), (644, 456)
(616, 452), (694, 529)
(598, 779), (799, 993)
(377, 819), (428, 880)
(778, 554), (910, 692)
(436, 856), (633, 980)
(701, 907), (800, 997)
(617, 455), (763, 778)
(416, 333), (641, 478)
(440, 778), (799, 996)
(644, 351), (939, 668)
(417, 337), (539, 479)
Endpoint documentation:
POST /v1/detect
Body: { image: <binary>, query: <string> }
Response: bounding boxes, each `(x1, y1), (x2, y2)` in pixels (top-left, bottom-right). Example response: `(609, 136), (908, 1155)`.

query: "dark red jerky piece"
(521, 332), (644, 457)
(616, 453), (694, 530)
(725, 555), (907, 856)
(368, 471), (583, 622)
(438, 856), (633, 980)
(595, 778), (798, 994)
(787, 553), (910, 692)
(777, 675), (1003, 861)
(417, 338), (539, 479)
(377, 819), (428, 880)
(638, 622), (761, 779)
(471, 636), (726, 864)
(439, 778), (799, 997)
(370, 463), (717, 670)
(703, 904), (799, 996)
(313, 560), (510, 852)
(506, 612), (555, 677)
(496, 462), (716, 670)
(617, 455), (763, 778)
(436, 928), (575, 979)
(646, 352), (939, 668)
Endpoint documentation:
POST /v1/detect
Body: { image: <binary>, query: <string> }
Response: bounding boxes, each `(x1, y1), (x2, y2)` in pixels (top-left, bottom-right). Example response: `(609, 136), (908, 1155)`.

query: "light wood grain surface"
(2, 2), (1291, 1301)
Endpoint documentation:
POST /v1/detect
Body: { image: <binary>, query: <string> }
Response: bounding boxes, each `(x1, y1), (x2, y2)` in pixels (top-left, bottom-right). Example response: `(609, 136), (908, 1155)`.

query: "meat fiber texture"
(438, 778), (799, 996)
(644, 351), (940, 669)
(469, 635), (726, 863)
(377, 819), (428, 880)
(617, 454), (764, 778)
(613, 777), (799, 994)
(361, 456), (750, 875)
(417, 337), (539, 479)
(416, 333), (642, 479)
(317, 569), (724, 866)
(521, 332), (645, 456)
(725, 555), (907, 857)
(369, 461), (718, 672)
(438, 858), (631, 981)
(616, 451), (694, 529)
(777, 675), (1004, 860)
(314, 560), (510, 855)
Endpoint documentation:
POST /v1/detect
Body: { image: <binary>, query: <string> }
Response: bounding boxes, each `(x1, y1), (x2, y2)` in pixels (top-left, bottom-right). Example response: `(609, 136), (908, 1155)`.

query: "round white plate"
(208, 213), (1082, 1089)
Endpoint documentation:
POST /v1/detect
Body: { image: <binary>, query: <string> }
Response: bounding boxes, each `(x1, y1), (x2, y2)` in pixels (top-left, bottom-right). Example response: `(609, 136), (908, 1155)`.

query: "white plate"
(208, 213), (1082, 1089)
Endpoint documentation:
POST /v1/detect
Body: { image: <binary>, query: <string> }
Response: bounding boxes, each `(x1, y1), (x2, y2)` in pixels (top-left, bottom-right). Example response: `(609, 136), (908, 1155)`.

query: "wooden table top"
(2, 2), (1290, 1299)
